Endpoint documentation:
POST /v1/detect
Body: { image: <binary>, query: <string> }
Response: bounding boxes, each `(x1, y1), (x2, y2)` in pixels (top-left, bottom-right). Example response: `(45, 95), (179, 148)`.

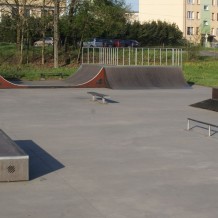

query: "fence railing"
(82, 47), (183, 66)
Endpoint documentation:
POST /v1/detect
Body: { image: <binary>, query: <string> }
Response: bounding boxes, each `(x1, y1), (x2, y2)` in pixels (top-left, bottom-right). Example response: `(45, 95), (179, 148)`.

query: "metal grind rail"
(187, 118), (218, 137)
(82, 47), (183, 67)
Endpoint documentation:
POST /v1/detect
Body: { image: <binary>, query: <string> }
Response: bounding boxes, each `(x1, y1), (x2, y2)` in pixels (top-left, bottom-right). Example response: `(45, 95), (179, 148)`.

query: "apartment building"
(139, 0), (218, 44)
(0, 0), (66, 21)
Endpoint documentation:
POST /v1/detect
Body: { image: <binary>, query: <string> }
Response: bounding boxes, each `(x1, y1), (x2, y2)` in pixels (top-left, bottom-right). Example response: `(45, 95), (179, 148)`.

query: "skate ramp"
(0, 64), (188, 89)
(0, 64), (107, 89)
(65, 64), (106, 87)
(104, 66), (189, 89)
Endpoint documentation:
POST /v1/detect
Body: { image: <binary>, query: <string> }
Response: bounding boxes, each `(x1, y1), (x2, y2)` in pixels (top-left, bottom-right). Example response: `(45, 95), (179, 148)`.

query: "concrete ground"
(0, 86), (218, 218)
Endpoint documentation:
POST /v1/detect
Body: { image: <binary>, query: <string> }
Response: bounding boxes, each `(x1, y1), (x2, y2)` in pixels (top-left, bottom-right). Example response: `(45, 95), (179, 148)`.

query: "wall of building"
(138, 0), (185, 32)
(139, 0), (218, 44)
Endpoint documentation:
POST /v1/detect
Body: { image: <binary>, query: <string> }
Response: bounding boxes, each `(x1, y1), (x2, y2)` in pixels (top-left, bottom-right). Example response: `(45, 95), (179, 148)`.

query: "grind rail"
(187, 118), (218, 137)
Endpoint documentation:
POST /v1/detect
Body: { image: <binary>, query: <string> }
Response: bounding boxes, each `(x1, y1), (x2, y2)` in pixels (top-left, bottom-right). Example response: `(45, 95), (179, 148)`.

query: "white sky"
(125, 0), (139, 11)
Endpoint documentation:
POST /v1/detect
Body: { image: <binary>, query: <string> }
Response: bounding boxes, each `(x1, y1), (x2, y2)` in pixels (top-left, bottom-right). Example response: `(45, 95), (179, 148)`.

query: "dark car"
(103, 39), (114, 47)
(125, 40), (139, 47)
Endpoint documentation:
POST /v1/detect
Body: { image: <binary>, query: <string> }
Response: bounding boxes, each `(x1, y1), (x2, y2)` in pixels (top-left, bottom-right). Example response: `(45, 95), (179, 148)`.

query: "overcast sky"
(125, 0), (139, 11)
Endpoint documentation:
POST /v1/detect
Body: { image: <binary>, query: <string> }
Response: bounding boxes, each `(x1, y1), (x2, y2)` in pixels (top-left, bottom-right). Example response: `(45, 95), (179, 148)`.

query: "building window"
(204, 20), (209, 26)
(187, 11), (194, 19)
(12, 7), (19, 18)
(187, 0), (194, 4)
(197, 12), (200, 19)
(204, 5), (209, 10)
(24, 8), (30, 17)
(212, 13), (215, 20)
(211, 28), (215, 35)
(41, 9), (54, 17)
(187, 27), (194, 35)
(196, 27), (200, 35)
(197, 0), (200, 4)
(216, 28), (218, 36)
(212, 0), (215, 5)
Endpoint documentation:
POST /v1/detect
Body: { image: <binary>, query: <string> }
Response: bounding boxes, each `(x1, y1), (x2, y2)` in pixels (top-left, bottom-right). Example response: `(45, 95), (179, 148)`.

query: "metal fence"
(82, 47), (183, 66)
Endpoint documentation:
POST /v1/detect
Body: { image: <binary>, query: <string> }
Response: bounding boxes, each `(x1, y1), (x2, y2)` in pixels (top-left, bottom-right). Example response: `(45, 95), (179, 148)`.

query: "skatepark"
(0, 79), (218, 217)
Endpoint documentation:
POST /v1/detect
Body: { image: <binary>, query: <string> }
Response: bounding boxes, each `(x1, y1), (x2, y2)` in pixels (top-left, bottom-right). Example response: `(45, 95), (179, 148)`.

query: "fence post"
(116, 48), (119, 65)
(154, 48), (155, 65)
(160, 48), (161, 65)
(123, 48), (125, 65)
(172, 48), (174, 66)
(82, 47), (84, 64)
(166, 48), (168, 65)
(92, 47), (94, 64)
(142, 48), (144, 65)
(135, 48), (138, 65)
(87, 47), (89, 64)
(148, 48), (150, 65)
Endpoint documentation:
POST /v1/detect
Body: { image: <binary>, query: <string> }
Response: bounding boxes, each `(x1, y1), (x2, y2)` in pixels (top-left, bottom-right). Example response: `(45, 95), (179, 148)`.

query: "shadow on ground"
(190, 99), (218, 112)
(15, 140), (64, 180)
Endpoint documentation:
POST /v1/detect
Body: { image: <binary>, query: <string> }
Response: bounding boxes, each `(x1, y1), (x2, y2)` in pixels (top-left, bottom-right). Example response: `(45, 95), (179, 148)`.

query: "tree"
(144, 21), (184, 46)
(59, 0), (128, 63)
(53, 0), (59, 68)
(124, 20), (184, 46)
(0, 15), (17, 42)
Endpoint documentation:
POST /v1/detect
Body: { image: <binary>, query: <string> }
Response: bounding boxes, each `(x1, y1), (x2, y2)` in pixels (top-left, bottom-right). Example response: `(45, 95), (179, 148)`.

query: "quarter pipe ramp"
(0, 64), (189, 89)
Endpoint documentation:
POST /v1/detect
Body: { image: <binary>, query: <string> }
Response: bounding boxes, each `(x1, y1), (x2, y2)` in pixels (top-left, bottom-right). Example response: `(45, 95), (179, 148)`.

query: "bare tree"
(53, 0), (59, 68)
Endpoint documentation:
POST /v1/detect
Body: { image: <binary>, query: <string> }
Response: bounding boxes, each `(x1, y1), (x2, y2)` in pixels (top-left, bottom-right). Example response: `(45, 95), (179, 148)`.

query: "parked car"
(113, 39), (126, 47)
(125, 40), (140, 47)
(83, 38), (105, 47)
(34, 37), (53, 47)
(103, 39), (114, 47)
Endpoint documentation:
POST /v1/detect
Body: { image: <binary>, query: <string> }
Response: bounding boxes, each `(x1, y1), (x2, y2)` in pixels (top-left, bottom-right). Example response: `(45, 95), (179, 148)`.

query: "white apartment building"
(139, 0), (218, 43)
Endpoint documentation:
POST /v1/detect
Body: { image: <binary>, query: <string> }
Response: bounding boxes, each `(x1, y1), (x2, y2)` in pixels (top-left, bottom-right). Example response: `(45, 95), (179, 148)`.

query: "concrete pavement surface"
(0, 86), (218, 218)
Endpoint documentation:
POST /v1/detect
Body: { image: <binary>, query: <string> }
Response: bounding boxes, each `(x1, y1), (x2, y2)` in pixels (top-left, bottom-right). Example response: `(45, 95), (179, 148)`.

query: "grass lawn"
(183, 61), (218, 87)
(0, 64), (78, 80)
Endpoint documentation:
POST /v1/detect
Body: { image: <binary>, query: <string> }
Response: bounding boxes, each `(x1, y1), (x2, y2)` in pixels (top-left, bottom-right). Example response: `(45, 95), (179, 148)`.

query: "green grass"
(0, 64), (78, 80)
(183, 61), (218, 87)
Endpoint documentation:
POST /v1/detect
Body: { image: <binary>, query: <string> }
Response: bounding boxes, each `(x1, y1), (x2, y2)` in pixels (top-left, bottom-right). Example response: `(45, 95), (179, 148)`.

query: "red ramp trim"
(0, 66), (109, 89)
(0, 76), (27, 89)
(72, 67), (108, 88)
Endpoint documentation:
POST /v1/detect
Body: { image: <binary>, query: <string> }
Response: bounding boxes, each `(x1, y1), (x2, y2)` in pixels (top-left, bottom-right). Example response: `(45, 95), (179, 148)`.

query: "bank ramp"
(104, 66), (189, 89)
(0, 64), (189, 89)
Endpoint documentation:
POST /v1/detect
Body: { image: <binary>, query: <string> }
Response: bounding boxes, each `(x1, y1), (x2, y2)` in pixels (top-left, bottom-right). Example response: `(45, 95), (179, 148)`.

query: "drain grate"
(7, 165), (15, 174)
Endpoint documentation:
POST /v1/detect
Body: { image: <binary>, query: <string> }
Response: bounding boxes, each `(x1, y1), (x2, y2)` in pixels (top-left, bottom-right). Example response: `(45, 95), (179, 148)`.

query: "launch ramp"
(104, 66), (189, 89)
